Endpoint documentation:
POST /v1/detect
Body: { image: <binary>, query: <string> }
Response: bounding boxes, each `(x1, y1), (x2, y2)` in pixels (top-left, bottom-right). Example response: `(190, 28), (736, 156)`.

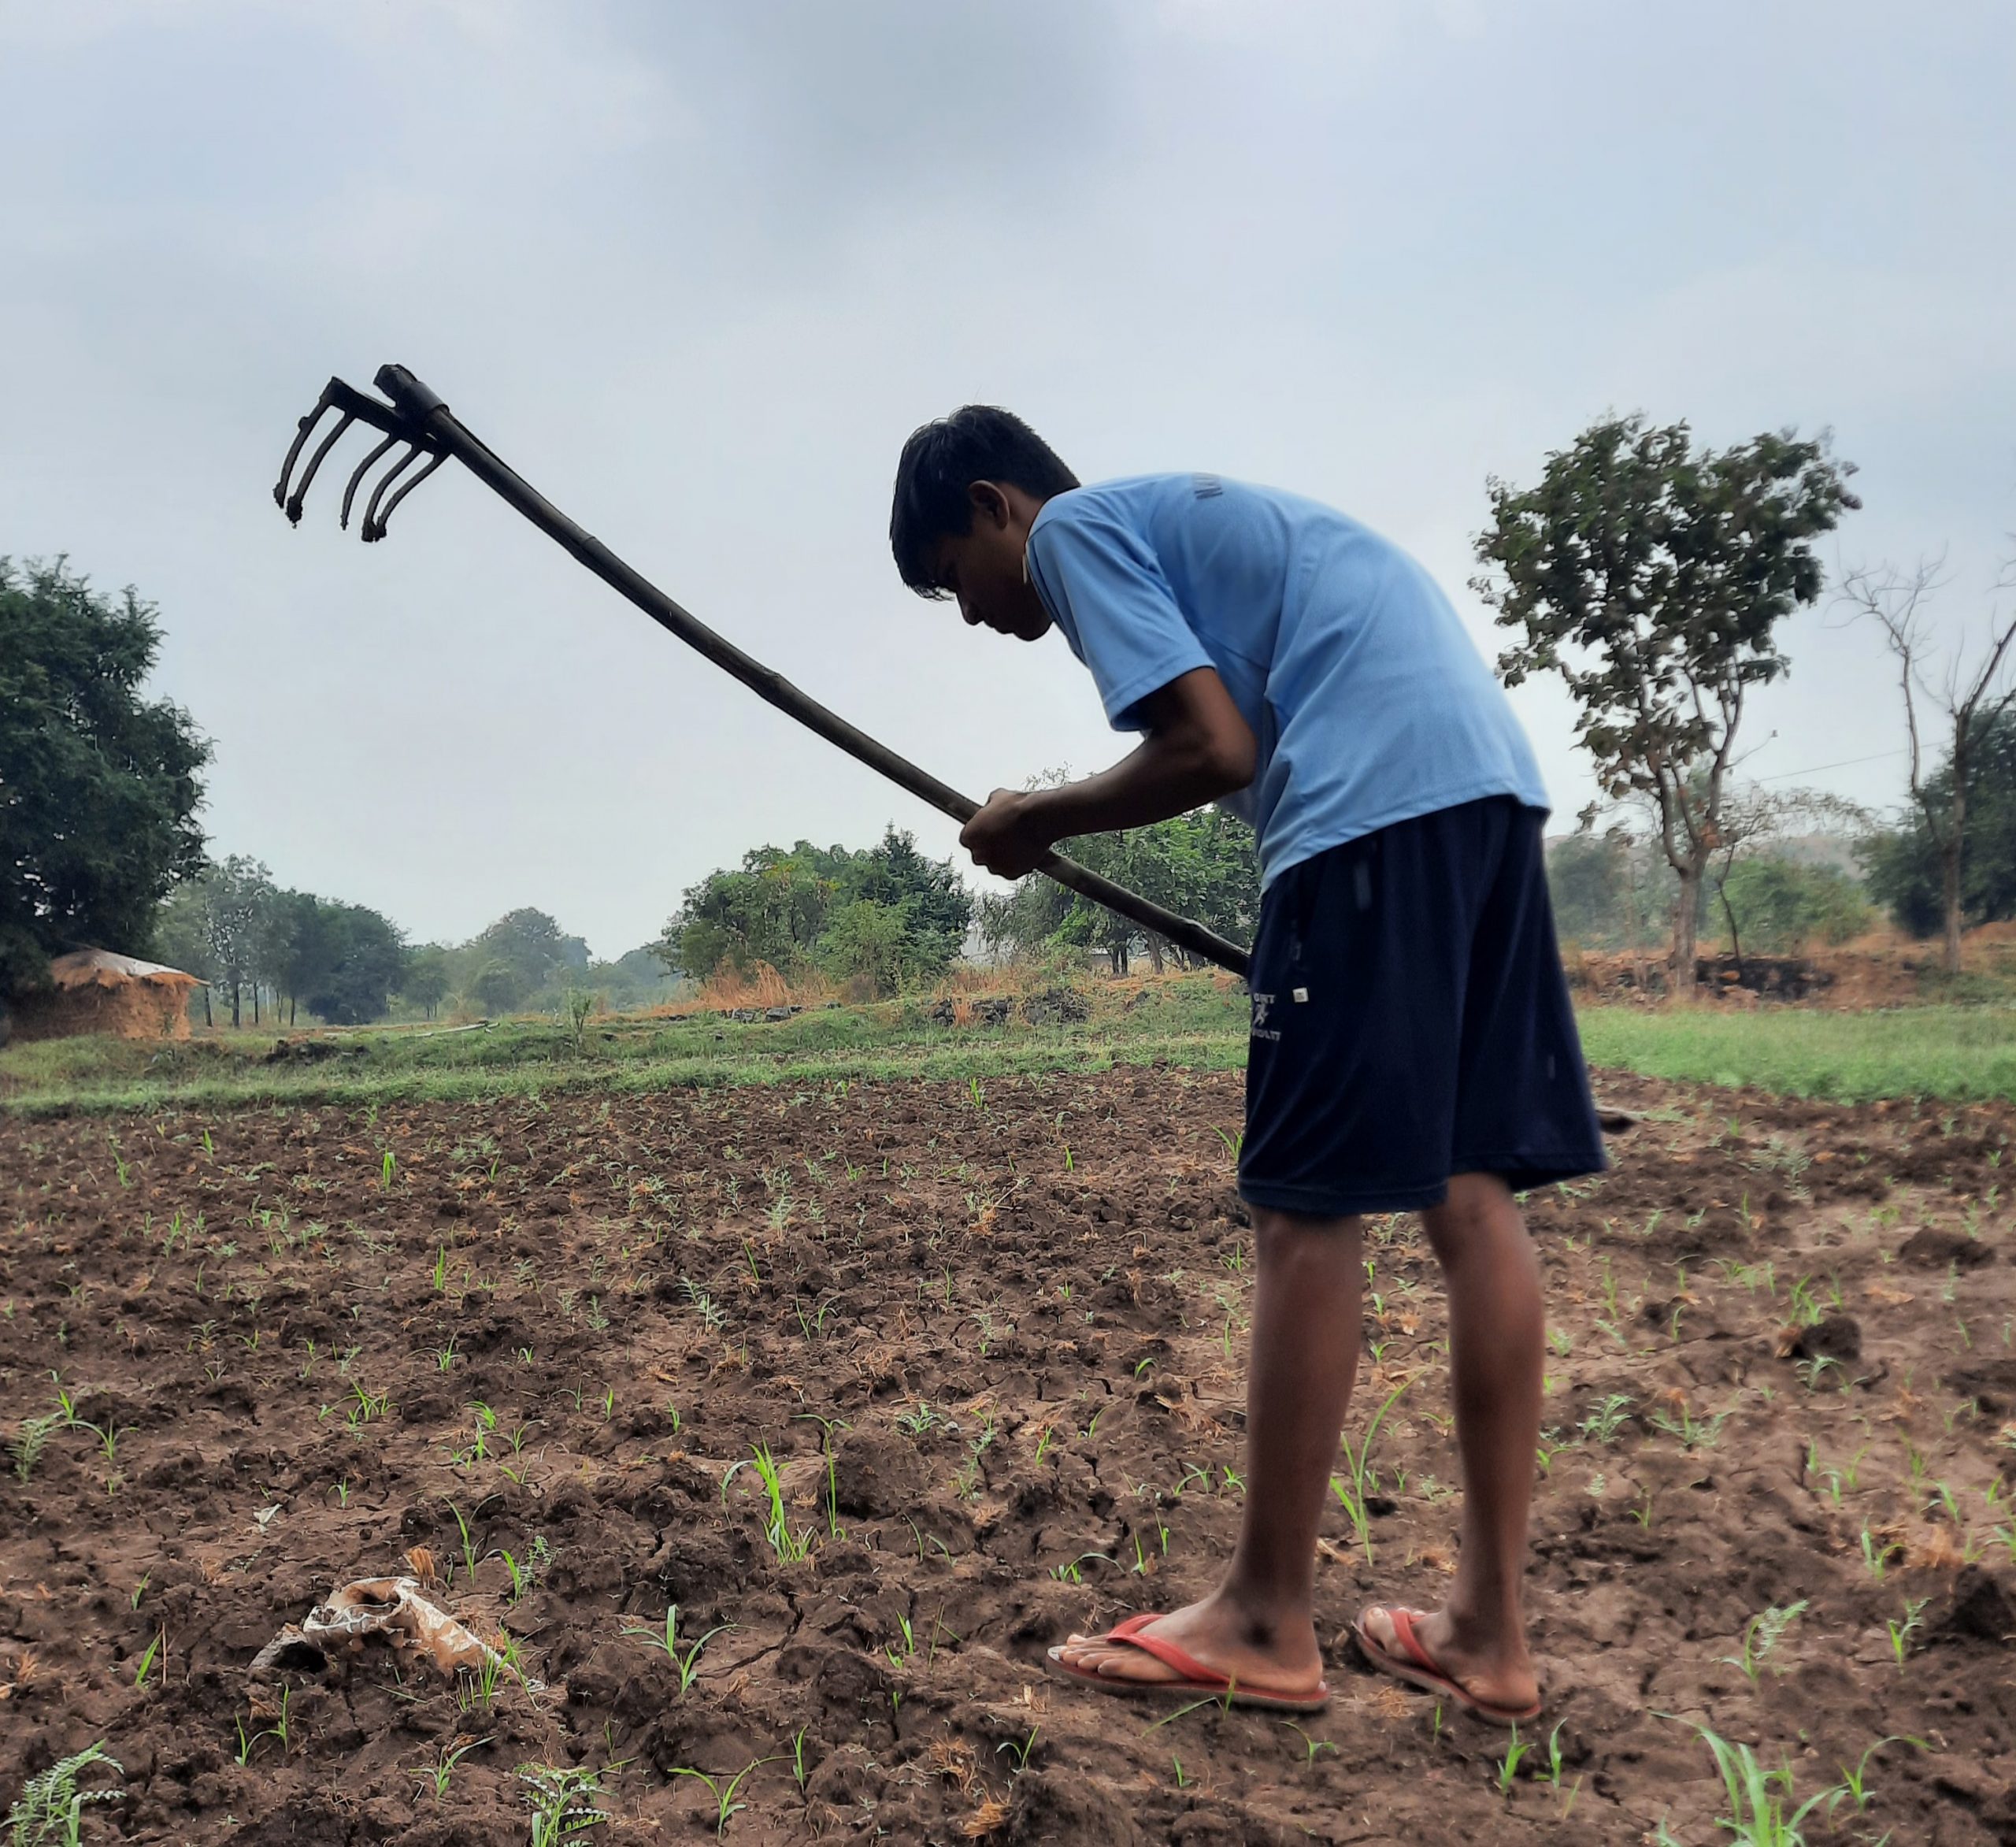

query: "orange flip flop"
(1046, 1611), (1330, 1713)
(1351, 1606), (1542, 1723)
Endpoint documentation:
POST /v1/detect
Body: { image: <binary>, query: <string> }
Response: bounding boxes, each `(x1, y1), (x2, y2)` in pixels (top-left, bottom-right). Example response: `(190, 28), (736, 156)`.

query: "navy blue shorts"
(1238, 796), (1606, 1218)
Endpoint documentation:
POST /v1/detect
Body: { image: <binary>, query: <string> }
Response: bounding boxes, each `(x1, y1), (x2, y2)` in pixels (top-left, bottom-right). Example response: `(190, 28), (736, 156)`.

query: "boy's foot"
(1352, 1604), (1541, 1722)
(1048, 1593), (1327, 1706)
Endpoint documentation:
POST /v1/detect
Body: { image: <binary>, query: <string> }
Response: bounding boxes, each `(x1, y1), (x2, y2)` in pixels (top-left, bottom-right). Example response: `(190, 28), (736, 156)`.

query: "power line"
(1752, 747), (1907, 785)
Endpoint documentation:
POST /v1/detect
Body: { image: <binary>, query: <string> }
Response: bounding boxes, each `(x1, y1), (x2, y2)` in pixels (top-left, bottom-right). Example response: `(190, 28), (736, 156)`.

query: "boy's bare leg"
(1053, 1204), (1361, 1693)
(1359, 1170), (1542, 1710)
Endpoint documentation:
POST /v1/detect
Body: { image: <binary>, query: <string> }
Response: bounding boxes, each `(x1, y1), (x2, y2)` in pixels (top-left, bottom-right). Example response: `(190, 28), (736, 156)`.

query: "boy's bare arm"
(961, 667), (1256, 877)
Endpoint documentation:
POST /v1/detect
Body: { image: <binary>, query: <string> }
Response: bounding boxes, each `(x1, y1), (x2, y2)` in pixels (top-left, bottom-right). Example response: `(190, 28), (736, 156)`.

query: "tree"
(0, 557), (209, 996)
(1862, 709), (2016, 937)
(301, 903), (406, 1024)
(472, 907), (572, 996)
(654, 829), (973, 989)
(816, 899), (917, 996)
(400, 945), (452, 1019)
(470, 959), (524, 1014)
(191, 856), (275, 1029)
(976, 788), (1258, 972)
(1718, 855), (1871, 955)
(1474, 417), (1858, 998)
(1839, 554), (2016, 972)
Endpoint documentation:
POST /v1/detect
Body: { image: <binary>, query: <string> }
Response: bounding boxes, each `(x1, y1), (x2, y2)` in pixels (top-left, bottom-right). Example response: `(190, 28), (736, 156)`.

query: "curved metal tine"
(283, 411), (356, 525)
(363, 447), (447, 542)
(339, 433), (400, 532)
(358, 443), (425, 543)
(274, 396), (336, 513)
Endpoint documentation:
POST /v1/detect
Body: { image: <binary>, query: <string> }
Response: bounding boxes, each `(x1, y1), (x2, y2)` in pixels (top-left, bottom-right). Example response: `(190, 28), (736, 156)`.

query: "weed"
(11, 1411), (65, 1483)
(517, 1763), (609, 1845)
(1718, 1602), (1807, 1685)
(1578, 1394), (1635, 1444)
(2, 1741), (123, 1844)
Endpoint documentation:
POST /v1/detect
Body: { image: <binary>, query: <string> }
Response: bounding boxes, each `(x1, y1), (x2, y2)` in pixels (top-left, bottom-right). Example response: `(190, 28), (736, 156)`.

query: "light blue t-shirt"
(1024, 473), (1549, 889)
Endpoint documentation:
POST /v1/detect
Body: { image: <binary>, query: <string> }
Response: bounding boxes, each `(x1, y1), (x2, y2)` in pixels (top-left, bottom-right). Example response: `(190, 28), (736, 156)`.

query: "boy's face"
(928, 480), (1053, 642)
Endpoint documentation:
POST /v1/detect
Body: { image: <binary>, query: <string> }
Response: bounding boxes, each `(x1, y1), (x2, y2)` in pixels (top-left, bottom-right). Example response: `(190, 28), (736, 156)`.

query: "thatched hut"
(9, 950), (202, 1043)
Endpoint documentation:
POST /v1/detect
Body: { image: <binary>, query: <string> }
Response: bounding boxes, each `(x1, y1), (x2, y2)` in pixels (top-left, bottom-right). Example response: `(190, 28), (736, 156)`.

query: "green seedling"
(724, 1443), (815, 1563)
(1284, 1721), (1336, 1765)
(380, 1151), (396, 1190)
(1887, 1597), (1929, 1667)
(669, 1759), (774, 1838)
(1830, 1734), (1925, 1814)
(788, 1725), (812, 1793)
(1496, 1723), (1529, 1795)
(2, 1741), (123, 1844)
(517, 1764), (609, 1845)
(1329, 1376), (1410, 1563)
(996, 1726), (1040, 1774)
(1693, 1725), (1842, 1845)
(412, 1735), (491, 1801)
(1719, 1601), (1807, 1686)
(132, 1629), (163, 1688)
(447, 1501), (481, 1583)
(622, 1604), (732, 1693)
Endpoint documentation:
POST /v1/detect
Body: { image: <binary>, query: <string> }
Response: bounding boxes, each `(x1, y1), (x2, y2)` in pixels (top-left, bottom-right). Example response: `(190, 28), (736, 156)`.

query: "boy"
(888, 407), (1606, 1723)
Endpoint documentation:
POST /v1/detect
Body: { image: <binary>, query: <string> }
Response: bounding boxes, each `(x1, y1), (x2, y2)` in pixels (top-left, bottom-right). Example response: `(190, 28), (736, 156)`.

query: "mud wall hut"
(9, 949), (201, 1042)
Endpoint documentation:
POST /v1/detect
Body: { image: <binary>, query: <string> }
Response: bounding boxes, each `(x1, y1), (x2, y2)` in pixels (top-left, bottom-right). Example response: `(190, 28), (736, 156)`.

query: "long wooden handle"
(371, 365), (1254, 978)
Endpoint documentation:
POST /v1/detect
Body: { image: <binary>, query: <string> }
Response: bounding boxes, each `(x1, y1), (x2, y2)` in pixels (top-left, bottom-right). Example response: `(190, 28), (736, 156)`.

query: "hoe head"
(272, 365), (450, 541)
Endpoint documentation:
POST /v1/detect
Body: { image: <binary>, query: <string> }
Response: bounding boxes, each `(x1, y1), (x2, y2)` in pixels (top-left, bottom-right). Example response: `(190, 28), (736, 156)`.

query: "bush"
(1718, 856), (1870, 954)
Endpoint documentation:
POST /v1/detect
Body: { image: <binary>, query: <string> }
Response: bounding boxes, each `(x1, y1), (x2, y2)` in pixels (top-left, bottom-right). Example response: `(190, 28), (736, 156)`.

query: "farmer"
(888, 410), (1606, 1723)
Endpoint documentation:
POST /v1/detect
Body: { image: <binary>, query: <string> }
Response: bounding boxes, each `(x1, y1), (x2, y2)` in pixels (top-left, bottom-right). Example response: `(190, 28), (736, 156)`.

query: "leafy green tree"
(400, 945), (453, 1019)
(188, 855), (275, 1029)
(1718, 855), (1871, 954)
(1474, 417), (1858, 996)
(472, 907), (571, 995)
(977, 794), (1258, 973)
(0, 558), (209, 996)
(1863, 709), (2016, 937)
(816, 899), (917, 996)
(655, 829), (971, 987)
(469, 959), (524, 1014)
(301, 903), (406, 1024)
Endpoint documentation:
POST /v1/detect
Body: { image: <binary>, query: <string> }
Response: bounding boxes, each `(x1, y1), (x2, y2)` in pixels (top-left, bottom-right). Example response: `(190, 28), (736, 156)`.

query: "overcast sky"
(5, 1), (2013, 957)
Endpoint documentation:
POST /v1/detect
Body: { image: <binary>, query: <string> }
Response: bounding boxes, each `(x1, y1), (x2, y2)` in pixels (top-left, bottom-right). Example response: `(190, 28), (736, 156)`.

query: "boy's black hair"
(889, 406), (1079, 597)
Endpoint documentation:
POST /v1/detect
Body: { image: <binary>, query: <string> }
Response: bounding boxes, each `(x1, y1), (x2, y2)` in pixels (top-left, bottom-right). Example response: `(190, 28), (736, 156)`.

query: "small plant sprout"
(2, 1741), (124, 1842)
(1832, 1734), (1926, 1813)
(517, 1763), (610, 1845)
(1578, 1394), (1634, 1444)
(1284, 1721), (1336, 1765)
(1888, 1597), (1929, 1667)
(11, 1410), (65, 1483)
(1495, 1723), (1530, 1795)
(725, 1442), (815, 1561)
(1329, 1376), (1410, 1563)
(381, 1150), (396, 1189)
(669, 1759), (776, 1838)
(996, 1726), (1040, 1775)
(413, 1735), (491, 1801)
(1693, 1726), (1842, 1845)
(1718, 1600), (1807, 1686)
(622, 1604), (732, 1693)
(132, 1628), (164, 1687)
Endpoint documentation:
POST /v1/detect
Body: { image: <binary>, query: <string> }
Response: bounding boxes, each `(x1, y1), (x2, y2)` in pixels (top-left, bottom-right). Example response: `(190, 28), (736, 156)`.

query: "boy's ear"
(966, 480), (1013, 529)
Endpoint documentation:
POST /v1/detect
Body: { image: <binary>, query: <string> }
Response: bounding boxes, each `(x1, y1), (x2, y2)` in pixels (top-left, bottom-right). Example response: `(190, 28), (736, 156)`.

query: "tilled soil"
(2, 1067), (2014, 1845)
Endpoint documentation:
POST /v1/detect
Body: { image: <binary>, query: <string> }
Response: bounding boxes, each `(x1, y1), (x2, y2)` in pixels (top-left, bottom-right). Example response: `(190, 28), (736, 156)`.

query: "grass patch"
(1577, 1004), (2016, 1103)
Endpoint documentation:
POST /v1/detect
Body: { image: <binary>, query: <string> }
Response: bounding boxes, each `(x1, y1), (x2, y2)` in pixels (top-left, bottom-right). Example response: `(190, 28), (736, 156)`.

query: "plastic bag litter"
(248, 1574), (544, 1696)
